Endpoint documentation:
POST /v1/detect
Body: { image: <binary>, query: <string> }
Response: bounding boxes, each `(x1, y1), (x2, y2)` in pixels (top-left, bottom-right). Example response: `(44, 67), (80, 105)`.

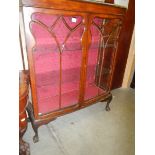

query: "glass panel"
(30, 13), (60, 114)
(30, 13), (84, 114)
(60, 16), (84, 108)
(85, 17), (121, 100)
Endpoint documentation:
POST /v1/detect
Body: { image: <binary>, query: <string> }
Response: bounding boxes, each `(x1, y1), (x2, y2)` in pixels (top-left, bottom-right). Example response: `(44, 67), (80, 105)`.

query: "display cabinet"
(20, 0), (126, 142)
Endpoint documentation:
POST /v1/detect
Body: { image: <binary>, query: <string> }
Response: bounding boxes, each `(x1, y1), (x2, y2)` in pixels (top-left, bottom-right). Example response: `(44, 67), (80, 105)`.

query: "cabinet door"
(84, 16), (122, 100)
(23, 8), (84, 115)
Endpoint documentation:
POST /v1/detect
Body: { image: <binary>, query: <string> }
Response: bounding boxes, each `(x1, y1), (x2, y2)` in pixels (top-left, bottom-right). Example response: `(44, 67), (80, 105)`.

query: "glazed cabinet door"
(23, 7), (85, 116)
(84, 15), (122, 100)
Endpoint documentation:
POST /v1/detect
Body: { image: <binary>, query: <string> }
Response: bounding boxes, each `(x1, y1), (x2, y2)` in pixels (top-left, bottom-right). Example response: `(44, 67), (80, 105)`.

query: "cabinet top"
(20, 0), (126, 16)
(70, 0), (126, 8)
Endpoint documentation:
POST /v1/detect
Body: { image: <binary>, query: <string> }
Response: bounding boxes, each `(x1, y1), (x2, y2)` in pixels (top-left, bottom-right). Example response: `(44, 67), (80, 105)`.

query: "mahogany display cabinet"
(20, 0), (126, 143)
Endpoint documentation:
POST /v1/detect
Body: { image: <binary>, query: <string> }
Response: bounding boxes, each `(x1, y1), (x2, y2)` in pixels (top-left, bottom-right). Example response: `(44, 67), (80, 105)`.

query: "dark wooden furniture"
(130, 72), (135, 89)
(105, 0), (114, 3)
(20, 0), (126, 143)
(111, 0), (135, 89)
(19, 70), (30, 154)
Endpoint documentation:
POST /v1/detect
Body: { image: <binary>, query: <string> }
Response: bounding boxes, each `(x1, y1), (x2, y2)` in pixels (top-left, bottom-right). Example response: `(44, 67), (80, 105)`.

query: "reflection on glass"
(31, 13), (84, 114)
(85, 17), (121, 100)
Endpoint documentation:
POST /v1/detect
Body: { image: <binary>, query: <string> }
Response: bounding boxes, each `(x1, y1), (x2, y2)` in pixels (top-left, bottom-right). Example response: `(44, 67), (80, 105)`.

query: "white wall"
(19, 10), (28, 70)
(114, 0), (129, 8)
(122, 28), (135, 88)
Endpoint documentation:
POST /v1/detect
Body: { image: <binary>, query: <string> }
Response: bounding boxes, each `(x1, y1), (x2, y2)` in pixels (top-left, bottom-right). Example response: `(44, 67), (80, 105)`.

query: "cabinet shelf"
(34, 49), (98, 74)
(35, 64), (98, 87)
(37, 81), (79, 114)
(37, 82), (106, 114)
(33, 34), (111, 52)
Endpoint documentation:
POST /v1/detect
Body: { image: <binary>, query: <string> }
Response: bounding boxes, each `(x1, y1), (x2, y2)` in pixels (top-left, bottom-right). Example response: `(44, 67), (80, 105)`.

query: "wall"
(19, 9), (28, 70)
(114, 0), (129, 8)
(122, 28), (135, 88)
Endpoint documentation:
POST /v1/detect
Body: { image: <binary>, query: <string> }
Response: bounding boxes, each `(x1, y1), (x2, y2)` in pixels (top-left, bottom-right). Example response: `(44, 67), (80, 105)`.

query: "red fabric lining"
(37, 81), (79, 113)
(85, 84), (104, 100)
(37, 84), (104, 114)
(34, 49), (98, 74)
(38, 95), (60, 114)
(36, 64), (97, 88)
(84, 21), (103, 100)
(31, 13), (106, 114)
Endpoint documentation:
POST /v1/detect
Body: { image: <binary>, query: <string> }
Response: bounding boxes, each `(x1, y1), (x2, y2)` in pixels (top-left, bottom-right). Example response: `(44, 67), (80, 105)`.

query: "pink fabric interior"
(84, 23), (103, 100)
(85, 84), (105, 100)
(38, 84), (105, 114)
(31, 13), (107, 114)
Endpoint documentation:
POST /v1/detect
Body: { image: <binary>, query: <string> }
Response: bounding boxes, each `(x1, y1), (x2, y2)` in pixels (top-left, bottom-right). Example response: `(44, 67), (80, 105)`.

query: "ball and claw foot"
(105, 94), (112, 111)
(105, 105), (110, 111)
(33, 134), (39, 143)
(26, 101), (40, 143)
(100, 94), (112, 111)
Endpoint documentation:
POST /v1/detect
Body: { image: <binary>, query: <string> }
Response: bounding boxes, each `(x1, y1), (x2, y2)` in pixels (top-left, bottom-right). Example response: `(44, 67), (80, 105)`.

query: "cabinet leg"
(32, 125), (39, 143)
(26, 101), (57, 143)
(105, 95), (112, 111)
(26, 101), (39, 143)
(100, 93), (112, 111)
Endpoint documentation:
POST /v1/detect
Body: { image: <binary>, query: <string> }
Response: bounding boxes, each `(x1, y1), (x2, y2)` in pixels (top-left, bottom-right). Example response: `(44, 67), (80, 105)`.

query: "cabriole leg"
(105, 94), (112, 111)
(32, 125), (39, 143)
(26, 101), (39, 143)
(100, 93), (113, 111)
